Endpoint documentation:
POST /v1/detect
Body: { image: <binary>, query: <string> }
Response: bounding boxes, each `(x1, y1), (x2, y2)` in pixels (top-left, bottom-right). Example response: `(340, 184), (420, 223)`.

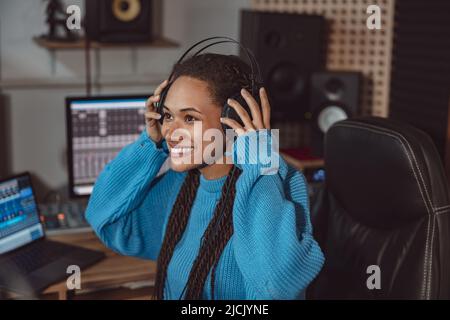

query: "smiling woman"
(85, 38), (324, 300)
(161, 75), (225, 173)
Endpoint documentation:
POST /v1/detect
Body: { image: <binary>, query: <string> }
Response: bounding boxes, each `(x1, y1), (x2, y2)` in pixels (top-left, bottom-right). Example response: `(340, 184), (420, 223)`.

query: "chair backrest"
(309, 117), (450, 299)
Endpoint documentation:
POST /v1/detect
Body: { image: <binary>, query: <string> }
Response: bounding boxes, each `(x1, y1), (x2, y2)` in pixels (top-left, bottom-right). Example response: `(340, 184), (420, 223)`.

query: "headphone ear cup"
(221, 94), (244, 131)
(221, 89), (262, 131)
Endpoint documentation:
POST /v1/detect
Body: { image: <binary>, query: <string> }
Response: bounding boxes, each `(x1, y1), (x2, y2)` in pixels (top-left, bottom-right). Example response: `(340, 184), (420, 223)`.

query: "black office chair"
(308, 117), (450, 299)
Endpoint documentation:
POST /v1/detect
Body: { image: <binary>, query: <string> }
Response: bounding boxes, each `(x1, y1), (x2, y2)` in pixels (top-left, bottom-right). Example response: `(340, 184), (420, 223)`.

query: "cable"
(84, 38), (91, 96)
(0, 19), (3, 87)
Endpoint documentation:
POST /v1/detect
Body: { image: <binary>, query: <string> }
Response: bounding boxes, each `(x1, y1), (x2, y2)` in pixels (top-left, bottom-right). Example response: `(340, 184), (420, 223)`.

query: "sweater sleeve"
(85, 131), (174, 260)
(231, 130), (325, 299)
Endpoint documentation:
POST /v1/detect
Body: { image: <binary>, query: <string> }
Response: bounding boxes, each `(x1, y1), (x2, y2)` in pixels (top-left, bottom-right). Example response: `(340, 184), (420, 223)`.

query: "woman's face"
(161, 75), (224, 172)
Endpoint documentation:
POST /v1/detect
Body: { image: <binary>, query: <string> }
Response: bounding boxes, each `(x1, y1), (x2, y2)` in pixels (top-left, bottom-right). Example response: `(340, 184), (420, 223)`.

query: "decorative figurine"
(42, 0), (79, 41)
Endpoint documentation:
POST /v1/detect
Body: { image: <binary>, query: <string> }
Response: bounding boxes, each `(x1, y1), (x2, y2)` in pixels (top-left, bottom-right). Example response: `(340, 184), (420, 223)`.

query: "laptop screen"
(0, 174), (44, 254)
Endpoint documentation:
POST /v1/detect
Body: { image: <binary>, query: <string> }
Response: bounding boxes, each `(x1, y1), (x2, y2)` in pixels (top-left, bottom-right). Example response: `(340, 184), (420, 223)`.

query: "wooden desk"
(3, 230), (156, 300)
(45, 231), (156, 300)
(281, 153), (325, 172)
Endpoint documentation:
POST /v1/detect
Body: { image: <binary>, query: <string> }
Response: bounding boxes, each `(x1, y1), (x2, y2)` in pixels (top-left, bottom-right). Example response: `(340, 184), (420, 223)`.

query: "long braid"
(154, 170), (200, 299)
(184, 166), (241, 299)
(209, 185), (236, 299)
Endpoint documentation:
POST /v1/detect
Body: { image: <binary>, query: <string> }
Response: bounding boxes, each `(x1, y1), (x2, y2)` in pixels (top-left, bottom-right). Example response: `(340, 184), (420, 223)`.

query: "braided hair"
(154, 53), (251, 300)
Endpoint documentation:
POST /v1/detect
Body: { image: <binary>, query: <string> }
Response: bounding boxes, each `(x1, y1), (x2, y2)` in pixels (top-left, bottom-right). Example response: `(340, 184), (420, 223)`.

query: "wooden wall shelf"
(33, 36), (179, 50)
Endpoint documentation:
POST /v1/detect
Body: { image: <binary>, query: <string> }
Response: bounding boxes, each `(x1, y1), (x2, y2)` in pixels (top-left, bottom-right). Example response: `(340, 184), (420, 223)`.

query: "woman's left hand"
(220, 87), (271, 136)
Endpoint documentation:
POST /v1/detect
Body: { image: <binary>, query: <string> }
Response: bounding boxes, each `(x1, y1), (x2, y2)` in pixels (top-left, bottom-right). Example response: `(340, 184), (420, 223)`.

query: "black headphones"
(156, 36), (264, 133)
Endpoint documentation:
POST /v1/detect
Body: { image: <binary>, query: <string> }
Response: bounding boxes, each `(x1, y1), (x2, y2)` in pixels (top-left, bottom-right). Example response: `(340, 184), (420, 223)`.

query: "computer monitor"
(66, 95), (148, 197)
(0, 173), (44, 255)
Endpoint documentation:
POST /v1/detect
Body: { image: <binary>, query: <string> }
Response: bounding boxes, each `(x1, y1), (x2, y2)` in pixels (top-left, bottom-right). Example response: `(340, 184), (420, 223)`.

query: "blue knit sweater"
(85, 130), (324, 300)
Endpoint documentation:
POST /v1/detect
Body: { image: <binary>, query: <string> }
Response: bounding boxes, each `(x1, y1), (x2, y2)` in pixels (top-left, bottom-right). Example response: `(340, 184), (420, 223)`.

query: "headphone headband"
(168, 36), (262, 87)
(156, 36), (264, 132)
(191, 40), (263, 88)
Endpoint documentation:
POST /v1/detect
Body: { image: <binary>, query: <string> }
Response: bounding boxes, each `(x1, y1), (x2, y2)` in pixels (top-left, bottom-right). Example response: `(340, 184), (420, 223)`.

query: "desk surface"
(281, 153), (324, 171)
(24, 231), (156, 300)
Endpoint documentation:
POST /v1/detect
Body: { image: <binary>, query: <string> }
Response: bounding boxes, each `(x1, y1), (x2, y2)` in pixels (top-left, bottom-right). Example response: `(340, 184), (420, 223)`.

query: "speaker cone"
(268, 62), (306, 103)
(317, 105), (348, 133)
(324, 78), (345, 101)
(112, 0), (141, 22)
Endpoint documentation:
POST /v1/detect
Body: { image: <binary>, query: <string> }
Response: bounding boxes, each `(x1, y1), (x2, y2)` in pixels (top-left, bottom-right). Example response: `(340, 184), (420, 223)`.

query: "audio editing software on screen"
(68, 97), (147, 196)
(0, 175), (44, 254)
(0, 177), (40, 239)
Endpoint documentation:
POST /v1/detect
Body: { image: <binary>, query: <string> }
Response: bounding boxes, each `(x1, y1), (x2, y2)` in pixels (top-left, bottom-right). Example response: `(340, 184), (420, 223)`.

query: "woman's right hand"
(145, 80), (169, 144)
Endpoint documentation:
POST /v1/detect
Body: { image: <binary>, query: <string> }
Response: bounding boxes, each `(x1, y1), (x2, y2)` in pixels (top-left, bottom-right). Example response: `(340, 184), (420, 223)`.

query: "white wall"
(0, 0), (251, 193)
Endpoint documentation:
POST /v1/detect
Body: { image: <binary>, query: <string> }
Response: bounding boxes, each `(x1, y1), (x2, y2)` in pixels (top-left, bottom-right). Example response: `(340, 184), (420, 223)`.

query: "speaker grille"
(240, 10), (326, 123)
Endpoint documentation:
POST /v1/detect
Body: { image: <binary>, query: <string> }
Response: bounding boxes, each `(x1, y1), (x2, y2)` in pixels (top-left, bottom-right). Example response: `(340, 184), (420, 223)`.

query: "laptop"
(0, 172), (105, 296)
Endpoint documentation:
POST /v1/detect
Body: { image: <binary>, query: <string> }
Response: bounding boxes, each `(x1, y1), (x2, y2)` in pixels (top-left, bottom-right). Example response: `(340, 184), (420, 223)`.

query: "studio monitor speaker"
(240, 10), (326, 122)
(310, 71), (362, 157)
(85, 0), (154, 43)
